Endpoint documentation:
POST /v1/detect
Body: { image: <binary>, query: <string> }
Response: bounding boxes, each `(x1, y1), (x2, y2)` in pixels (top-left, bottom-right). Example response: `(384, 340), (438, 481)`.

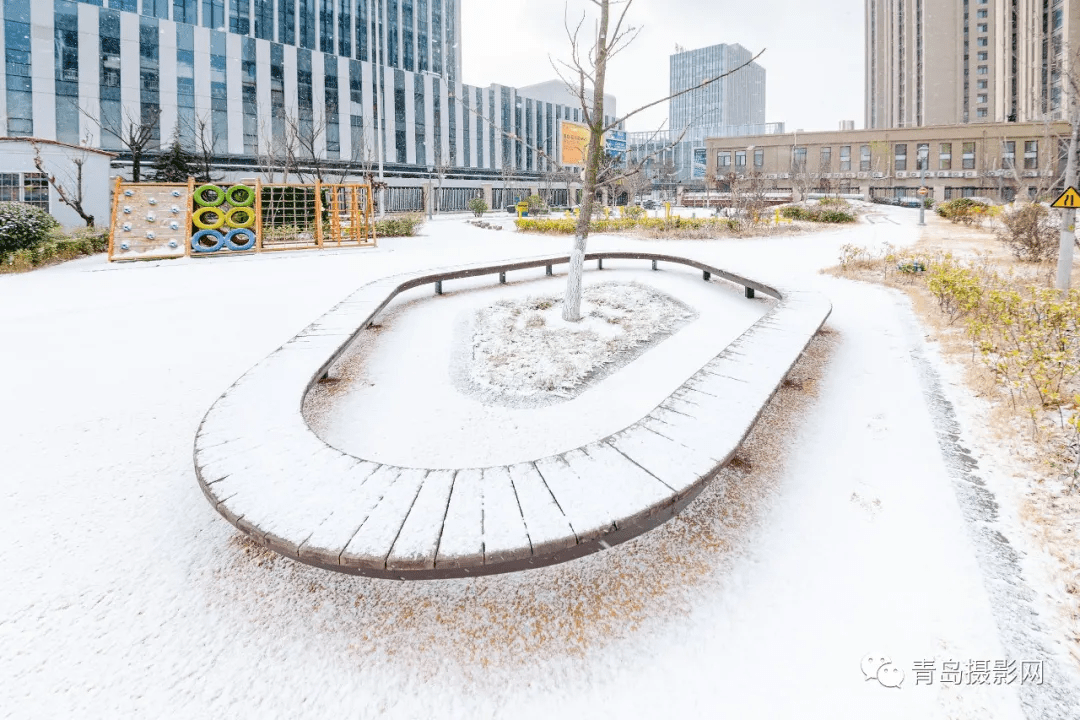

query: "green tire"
(225, 185), (255, 208)
(195, 184), (226, 207)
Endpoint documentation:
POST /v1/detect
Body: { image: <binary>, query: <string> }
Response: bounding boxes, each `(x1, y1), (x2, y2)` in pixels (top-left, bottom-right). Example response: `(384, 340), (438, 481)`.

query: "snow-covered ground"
(305, 268), (766, 467)
(3, 206), (1077, 719)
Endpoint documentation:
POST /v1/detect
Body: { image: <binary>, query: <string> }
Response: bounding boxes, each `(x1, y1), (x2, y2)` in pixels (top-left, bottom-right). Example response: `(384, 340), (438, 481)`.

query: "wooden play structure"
(108, 178), (376, 262)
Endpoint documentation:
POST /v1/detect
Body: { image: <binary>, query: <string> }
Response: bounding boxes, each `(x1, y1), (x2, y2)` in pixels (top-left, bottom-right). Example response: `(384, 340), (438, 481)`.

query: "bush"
(468, 197), (489, 217)
(936, 198), (991, 225)
(0, 202), (59, 254)
(780, 205), (856, 223)
(375, 213), (425, 237)
(623, 205), (646, 220)
(515, 215), (752, 237)
(996, 202), (1057, 262)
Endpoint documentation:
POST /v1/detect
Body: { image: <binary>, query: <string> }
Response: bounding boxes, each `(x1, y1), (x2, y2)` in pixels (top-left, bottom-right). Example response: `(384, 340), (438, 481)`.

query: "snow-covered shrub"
(0, 202), (59, 254)
(468, 197), (489, 217)
(375, 214), (424, 237)
(996, 202), (1057, 262)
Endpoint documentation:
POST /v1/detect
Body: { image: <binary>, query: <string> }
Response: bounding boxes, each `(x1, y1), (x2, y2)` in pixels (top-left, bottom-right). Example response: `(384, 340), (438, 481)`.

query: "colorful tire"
(225, 206), (256, 229)
(194, 184), (226, 207)
(191, 229), (225, 253)
(225, 185), (255, 207)
(193, 206), (226, 230)
(224, 228), (256, 251)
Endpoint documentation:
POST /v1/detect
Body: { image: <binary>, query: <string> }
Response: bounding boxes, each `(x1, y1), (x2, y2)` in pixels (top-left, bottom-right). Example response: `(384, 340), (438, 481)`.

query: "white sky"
(460, 0), (865, 133)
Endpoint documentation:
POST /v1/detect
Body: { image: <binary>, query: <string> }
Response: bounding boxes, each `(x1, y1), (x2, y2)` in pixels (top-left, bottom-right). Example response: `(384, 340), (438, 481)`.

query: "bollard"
(652, 259), (658, 271)
(598, 258), (603, 270)
(435, 280), (443, 295)
(546, 264), (553, 276)
(499, 271), (506, 284)
(745, 287), (755, 299)
(703, 271), (711, 281)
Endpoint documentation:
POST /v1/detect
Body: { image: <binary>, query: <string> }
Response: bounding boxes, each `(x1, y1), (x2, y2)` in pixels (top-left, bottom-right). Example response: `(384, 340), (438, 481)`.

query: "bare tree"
(499, 160), (518, 210)
(80, 103), (161, 183)
(31, 139), (96, 226)
(190, 115), (225, 183)
(432, 157), (452, 214)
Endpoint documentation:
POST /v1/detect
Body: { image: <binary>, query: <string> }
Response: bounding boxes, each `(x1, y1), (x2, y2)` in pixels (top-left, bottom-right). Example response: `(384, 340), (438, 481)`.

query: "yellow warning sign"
(1052, 186), (1080, 209)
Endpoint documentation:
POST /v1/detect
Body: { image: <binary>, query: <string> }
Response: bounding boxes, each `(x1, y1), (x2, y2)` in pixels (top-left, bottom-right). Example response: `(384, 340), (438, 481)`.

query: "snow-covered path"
(2, 208), (1075, 718)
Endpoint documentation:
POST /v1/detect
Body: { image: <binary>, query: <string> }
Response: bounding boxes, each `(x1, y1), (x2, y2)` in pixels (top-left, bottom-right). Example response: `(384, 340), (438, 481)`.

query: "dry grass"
(218, 330), (838, 687)
(825, 212), (1080, 667)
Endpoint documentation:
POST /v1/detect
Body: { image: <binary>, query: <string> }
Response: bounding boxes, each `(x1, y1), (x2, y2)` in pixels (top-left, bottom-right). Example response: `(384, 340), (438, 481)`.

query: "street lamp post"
(918, 146), (928, 226)
(427, 166), (434, 220)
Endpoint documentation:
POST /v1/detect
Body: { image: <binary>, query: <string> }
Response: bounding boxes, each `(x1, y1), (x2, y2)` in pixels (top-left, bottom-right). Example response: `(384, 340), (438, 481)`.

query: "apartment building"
(866, 0), (1078, 128)
(705, 121), (1072, 201)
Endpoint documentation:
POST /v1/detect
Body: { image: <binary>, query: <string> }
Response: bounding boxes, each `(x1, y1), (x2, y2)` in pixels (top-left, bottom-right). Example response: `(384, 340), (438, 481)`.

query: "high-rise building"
(669, 43), (766, 141)
(0, 0), (617, 180)
(866, 0), (1079, 128)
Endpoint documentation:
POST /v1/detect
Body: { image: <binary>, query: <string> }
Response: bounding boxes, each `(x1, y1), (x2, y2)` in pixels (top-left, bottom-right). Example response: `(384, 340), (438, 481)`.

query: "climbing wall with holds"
(108, 181), (191, 261)
(190, 184), (258, 255)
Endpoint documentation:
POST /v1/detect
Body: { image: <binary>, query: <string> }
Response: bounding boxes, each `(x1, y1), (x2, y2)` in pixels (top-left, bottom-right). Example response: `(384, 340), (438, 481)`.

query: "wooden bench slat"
(386, 469), (457, 571)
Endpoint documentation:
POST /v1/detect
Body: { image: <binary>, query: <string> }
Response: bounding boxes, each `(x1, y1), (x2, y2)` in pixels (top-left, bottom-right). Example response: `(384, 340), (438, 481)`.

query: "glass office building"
(0, 0), (613, 178)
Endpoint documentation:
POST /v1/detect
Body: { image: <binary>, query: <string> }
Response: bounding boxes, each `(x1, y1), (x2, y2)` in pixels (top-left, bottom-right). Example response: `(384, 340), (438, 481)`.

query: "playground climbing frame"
(108, 178), (376, 262)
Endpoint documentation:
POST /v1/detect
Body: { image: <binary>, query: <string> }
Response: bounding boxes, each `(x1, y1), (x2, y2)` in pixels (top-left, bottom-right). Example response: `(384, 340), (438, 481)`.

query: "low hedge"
(2, 226), (109, 273)
(779, 205), (857, 223)
(515, 216), (744, 235)
(375, 213), (425, 237)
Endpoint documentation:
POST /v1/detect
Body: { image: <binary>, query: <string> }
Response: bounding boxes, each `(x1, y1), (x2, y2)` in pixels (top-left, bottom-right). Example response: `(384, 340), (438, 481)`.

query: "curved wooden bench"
(194, 252), (831, 579)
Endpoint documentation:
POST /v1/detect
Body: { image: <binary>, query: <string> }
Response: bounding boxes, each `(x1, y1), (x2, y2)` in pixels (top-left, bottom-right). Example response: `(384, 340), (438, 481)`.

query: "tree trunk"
(132, 151), (141, 183)
(562, 0), (610, 322)
(1056, 116), (1078, 291)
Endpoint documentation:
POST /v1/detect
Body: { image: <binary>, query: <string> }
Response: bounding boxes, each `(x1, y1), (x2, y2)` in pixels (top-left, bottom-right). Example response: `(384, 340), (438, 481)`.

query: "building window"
(792, 146), (807, 169)
(175, 0), (198, 24)
(735, 150), (746, 168)
(977, 80), (987, 89)
(977, 36), (987, 47)
(204, 0), (225, 30)
(22, 173), (49, 210)
(977, 9), (987, 17)
(894, 144), (907, 171)
(977, 108), (988, 117)
(916, 143), (929, 170)
(402, 0), (414, 71)
(962, 142), (976, 169)
(0, 172), (48, 210)
(298, 0), (315, 49)
(839, 145), (851, 171)
(1024, 140), (1038, 169)
(754, 148), (764, 167)
(819, 146), (832, 168)
(977, 94), (987, 103)
(977, 23), (988, 32)
(939, 143), (952, 170)
(431, 0), (442, 74)
(977, 51), (987, 61)
(860, 144), (871, 171)
(0, 173), (18, 202)
(1001, 141), (1015, 168)
(977, 65), (988, 74)
(717, 151), (731, 169)
(319, 0), (334, 53)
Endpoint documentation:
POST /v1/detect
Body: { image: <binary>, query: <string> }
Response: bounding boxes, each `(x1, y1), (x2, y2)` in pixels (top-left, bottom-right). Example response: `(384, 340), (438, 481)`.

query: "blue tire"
(191, 229), (225, 253)
(224, 228), (256, 251)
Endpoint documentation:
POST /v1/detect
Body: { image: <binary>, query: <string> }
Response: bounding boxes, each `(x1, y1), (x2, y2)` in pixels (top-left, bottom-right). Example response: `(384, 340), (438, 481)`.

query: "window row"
(715, 140), (1042, 174)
